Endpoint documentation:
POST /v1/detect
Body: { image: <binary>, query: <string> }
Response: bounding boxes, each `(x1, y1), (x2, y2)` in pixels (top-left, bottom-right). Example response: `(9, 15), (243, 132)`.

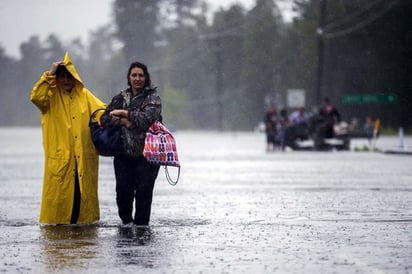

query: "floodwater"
(1, 127), (411, 273)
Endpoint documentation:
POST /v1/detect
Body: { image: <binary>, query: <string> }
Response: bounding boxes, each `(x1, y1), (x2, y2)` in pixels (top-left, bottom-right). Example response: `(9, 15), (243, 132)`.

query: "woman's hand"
(110, 109), (132, 128)
(110, 109), (128, 118)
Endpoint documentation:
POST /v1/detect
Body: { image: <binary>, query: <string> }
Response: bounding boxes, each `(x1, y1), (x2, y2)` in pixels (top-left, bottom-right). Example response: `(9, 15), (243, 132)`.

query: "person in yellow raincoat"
(30, 52), (106, 225)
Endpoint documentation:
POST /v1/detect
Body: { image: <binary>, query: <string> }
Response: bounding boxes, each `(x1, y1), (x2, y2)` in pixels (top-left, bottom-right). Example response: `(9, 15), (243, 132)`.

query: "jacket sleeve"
(128, 92), (162, 131)
(100, 94), (124, 127)
(333, 108), (341, 122)
(30, 72), (57, 114)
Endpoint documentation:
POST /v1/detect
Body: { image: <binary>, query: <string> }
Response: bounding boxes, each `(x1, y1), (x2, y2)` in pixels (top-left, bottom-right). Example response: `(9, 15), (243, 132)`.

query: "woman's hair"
(127, 61), (151, 88)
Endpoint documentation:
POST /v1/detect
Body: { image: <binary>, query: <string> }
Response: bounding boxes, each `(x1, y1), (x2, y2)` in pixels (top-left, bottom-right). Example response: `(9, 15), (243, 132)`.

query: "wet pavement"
(0, 128), (411, 273)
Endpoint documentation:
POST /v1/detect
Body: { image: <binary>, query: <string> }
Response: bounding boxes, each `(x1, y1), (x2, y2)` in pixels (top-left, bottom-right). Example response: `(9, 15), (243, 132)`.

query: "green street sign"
(342, 93), (398, 104)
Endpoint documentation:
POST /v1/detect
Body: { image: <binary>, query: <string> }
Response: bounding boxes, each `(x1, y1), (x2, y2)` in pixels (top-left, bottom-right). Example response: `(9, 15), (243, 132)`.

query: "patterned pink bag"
(143, 121), (180, 185)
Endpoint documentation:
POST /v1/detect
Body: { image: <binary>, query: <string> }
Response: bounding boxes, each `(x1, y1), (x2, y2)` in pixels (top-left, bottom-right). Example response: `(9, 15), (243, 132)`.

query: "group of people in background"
(265, 104), (309, 151)
(264, 98), (341, 151)
(30, 52), (161, 227)
(264, 97), (382, 152)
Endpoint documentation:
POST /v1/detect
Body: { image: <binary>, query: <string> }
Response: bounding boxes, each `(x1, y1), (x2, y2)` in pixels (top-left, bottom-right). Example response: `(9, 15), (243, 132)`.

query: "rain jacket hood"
(62, 51), (83, 87)
(30, 52), (106, 224)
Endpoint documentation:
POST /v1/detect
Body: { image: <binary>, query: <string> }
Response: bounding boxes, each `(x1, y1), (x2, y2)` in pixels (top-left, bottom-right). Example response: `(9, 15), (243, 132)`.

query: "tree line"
(0, 0), (410, 132)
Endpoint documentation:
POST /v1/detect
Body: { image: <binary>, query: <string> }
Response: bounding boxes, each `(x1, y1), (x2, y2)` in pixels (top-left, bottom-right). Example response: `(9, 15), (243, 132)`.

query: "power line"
(323, 0), (385, 32)
(323, 0), (399, 39)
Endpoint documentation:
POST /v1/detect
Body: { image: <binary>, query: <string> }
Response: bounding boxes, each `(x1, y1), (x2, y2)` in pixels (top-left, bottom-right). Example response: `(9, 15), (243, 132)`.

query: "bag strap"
(164, 166), (180, 185)
(89, 108), (107, 125)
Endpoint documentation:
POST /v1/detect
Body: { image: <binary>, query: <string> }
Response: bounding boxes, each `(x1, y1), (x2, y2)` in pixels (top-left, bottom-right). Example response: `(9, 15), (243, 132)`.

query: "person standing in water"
(100, 61), (162, 226)
(264, 103), (278, 151)
(30, 52), (106, 225)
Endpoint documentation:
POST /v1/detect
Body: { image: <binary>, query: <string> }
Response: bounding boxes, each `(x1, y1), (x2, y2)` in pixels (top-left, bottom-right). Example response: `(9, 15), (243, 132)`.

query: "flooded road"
(1, 127), (411, 273)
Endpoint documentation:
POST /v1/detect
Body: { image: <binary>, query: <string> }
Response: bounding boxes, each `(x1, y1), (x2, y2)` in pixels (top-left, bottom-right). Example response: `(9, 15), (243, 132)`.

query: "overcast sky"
(0, 0), (293, 59)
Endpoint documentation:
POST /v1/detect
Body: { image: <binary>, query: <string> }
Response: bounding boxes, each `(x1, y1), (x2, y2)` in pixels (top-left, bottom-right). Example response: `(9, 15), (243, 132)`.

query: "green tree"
(241, 0), (283, 129)
(279, 0), (320, 109)
(82, 25), (125, 102)
(0, 47), (17, 125)
(17, 36), (51, 125)
(315, 0), (412, 128)
(113, 0), (161, 65)
(156, 0), (212, 129)
(210, 5), (247, 130)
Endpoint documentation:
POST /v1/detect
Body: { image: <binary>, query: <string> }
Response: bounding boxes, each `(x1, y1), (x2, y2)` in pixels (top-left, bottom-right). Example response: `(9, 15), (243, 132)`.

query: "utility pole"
(316, 0), (327, 106)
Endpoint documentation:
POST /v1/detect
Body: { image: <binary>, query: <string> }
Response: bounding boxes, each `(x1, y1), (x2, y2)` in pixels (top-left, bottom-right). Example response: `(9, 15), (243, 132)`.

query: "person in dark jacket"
(318, 97), (341, 138)
(101, 61), (161, 226)
(264, 103), (278, 151)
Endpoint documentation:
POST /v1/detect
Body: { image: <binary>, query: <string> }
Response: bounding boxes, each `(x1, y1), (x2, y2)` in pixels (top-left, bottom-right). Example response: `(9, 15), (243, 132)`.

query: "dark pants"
(70, 168), (81, 224)
(114, 155), (160, 225)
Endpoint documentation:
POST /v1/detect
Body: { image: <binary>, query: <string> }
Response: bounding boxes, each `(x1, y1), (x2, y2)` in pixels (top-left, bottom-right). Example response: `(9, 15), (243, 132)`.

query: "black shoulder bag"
(89, 108), (123, 156)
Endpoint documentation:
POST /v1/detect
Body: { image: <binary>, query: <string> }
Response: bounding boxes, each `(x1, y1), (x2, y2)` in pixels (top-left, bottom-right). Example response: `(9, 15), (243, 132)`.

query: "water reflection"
(117, 225), (153, 246)
(115, 226), (158, 268)
(3, 128), (411, 273)
(40, 225), (99, 272)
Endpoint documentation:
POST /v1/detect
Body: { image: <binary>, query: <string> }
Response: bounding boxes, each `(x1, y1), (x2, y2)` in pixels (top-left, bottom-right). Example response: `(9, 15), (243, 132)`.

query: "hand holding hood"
(62, 51), (84, 88)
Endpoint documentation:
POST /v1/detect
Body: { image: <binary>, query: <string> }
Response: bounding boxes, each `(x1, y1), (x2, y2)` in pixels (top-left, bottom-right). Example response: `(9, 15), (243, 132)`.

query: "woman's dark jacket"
(100, 86), (162, 158)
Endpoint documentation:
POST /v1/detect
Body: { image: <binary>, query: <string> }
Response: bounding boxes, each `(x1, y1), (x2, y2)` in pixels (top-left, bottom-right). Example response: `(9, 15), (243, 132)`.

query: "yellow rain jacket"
(30, 52), (106, 224)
